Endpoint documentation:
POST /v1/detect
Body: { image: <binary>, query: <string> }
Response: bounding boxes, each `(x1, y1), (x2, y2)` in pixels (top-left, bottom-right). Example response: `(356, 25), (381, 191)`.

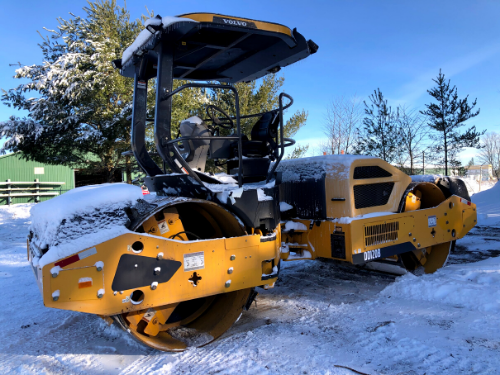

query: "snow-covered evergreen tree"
(0, 1), (148, 181)
(1, 1), (308, 181)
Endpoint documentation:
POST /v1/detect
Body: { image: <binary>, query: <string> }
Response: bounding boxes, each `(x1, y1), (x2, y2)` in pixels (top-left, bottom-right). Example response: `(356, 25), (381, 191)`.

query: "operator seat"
(177, 116), (211, 172)
(227, 112), (280, 182)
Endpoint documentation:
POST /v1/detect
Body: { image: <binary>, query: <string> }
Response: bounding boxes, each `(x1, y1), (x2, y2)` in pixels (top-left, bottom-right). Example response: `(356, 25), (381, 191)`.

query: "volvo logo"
(213, 16), (257, 29)
(223, 18), (247, 26)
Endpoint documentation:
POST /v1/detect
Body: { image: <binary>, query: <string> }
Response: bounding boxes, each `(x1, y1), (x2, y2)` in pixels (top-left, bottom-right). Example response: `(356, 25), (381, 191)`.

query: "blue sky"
(1, 0), (499, 163)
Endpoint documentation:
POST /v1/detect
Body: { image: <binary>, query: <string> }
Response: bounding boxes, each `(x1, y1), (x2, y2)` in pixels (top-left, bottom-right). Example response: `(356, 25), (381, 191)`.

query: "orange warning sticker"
(78, 277), (93, 289)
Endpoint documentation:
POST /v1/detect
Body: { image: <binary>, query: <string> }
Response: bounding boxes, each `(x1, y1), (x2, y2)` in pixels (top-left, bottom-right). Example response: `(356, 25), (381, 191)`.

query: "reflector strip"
(55, 247), (97, 268)
(460, 198), (472, 206)
(55, 254), (79, 268)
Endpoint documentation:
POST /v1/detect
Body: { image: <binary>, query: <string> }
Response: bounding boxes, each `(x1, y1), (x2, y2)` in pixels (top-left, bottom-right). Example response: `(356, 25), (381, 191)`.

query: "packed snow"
(284, 220), (308, 231)
(0, 181), (498, 374)
(204, 175), (276, 204)
(279, 201), (293, 212)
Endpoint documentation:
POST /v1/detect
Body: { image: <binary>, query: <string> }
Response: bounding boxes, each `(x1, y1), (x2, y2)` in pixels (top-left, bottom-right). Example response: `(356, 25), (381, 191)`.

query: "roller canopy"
(116, 13), (318, 83)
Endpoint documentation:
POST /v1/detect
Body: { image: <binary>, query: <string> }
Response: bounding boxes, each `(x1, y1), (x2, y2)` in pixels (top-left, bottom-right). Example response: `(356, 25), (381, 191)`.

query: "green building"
(0, 152), (75, 205)
(0, 152), (138, 205)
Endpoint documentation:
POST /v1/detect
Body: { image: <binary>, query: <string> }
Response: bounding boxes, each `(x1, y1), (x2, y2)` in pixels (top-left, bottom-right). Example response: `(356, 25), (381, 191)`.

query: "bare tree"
(321, 96), (362, 154)
(394, 105), (428, 175)
(478, 132), (500, 178)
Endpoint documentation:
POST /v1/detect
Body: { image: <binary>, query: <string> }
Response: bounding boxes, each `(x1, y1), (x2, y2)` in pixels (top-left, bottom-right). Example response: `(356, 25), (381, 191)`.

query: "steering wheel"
(205, 105), (234, 129)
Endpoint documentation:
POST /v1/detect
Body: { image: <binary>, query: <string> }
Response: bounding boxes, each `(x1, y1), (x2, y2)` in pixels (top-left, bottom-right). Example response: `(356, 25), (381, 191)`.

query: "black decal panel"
(212, 16), (257, 29)
(331, 232), (346, 259)
(352, 242), (416, 265)
(111, 254), (182, 291)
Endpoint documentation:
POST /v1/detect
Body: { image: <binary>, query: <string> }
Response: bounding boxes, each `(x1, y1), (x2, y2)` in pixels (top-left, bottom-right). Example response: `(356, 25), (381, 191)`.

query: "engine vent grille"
(353, 166), (392, 179)
(353, 182), (394, 209)
(365, 221), (399, 247)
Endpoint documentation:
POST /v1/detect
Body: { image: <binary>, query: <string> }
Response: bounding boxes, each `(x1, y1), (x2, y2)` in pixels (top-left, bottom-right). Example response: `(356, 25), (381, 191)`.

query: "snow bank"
(31, 184), (143, 267)
(462, 178), (496, 196)
(381, 256), (500, 313)
(411, 174), (496, 197)
(277, 154), (373, 182)
(0, 203), (33, 223)
(472, 181), (500, 226)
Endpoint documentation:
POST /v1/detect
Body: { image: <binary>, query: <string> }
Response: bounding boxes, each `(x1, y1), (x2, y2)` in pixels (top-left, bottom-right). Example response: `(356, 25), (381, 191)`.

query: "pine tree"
(0, 0), (148, 182)
(286, 144), (309, 159)
(1, 2), (308, 182)
(357, 89), (399, 163)
(421, 70), (483, 176)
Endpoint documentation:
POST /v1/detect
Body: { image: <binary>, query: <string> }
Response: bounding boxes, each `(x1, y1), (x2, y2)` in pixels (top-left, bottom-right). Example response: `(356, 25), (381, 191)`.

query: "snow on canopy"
(31, 183), (143, 267)
(121, 16), (198, 65)
(277, 154), (375, 182)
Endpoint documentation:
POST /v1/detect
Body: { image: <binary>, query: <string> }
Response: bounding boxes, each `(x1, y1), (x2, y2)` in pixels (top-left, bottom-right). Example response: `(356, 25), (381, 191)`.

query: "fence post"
(7, 179), (11, 206)
(35, 178), (40, 202)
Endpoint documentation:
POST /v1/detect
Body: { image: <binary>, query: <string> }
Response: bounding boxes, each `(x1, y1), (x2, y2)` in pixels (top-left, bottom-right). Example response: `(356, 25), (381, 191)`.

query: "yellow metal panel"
(324, 158), (412, 219)
(284, 195), (476, 264)
(40, 230), (280, 316)
(51, 266), (103, 302)
(178, 13), (292, 36)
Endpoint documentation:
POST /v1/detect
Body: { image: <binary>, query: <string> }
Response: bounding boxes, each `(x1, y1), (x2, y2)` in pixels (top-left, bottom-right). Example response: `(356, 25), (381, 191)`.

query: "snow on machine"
(27, 12), (476, 351)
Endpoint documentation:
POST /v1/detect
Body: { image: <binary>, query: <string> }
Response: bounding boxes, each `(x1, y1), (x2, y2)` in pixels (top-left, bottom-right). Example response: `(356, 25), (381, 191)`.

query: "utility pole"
(422, 151), (425, 175)
(479, 164), (483, 192)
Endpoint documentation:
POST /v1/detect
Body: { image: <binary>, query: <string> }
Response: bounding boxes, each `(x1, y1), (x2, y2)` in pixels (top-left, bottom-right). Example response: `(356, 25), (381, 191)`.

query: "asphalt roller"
(28, 13), (318, 351)
(278, 158), (477, 275)
(27, 12), (477, 352)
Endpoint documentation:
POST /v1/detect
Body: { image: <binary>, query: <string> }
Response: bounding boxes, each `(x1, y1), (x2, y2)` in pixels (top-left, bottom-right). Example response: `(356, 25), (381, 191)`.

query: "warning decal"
(158, 220), (169, 234)
(184, 252), (205, 272)
(428, 215), (437, 228)
(142, 308), (156, 322)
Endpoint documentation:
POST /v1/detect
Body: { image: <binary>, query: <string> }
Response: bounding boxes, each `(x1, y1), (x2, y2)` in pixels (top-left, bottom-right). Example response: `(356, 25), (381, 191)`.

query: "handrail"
(162, 83), (243, 187)
(267, 93), (294, 182)
(201, 97), (295, 124)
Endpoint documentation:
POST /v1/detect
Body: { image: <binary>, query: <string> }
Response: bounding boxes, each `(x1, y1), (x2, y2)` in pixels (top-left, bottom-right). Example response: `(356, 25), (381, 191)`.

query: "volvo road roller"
(278, 158), (476, 275)
(28, 12), (318, 351)
(27, 12), (476, 352)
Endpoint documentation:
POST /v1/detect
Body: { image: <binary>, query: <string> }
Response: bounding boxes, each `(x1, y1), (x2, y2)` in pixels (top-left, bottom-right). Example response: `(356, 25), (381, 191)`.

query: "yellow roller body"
(280, 157), (477, 274)
(28, 200), (280, 351)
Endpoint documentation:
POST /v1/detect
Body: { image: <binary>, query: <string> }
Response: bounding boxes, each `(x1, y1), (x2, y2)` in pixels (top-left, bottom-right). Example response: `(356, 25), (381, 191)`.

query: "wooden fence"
(0, 179), (66, 205)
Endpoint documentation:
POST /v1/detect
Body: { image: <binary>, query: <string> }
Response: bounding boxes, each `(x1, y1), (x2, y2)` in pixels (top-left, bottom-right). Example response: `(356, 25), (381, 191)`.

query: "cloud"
(393, 42), (500, 106)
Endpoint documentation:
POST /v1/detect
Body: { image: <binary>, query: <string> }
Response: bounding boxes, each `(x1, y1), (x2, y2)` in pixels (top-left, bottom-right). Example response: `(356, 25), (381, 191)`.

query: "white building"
(466, 165), (494, 180)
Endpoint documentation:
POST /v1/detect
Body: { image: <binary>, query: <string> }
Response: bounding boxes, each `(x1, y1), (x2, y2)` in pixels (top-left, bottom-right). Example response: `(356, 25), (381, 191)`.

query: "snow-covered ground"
(0, 183), (499, 374)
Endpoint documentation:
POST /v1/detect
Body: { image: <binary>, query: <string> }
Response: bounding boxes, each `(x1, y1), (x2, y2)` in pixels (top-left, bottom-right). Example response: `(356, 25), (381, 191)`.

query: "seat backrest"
(178, 116), (211, 172)
(250, 112), (278, 143)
